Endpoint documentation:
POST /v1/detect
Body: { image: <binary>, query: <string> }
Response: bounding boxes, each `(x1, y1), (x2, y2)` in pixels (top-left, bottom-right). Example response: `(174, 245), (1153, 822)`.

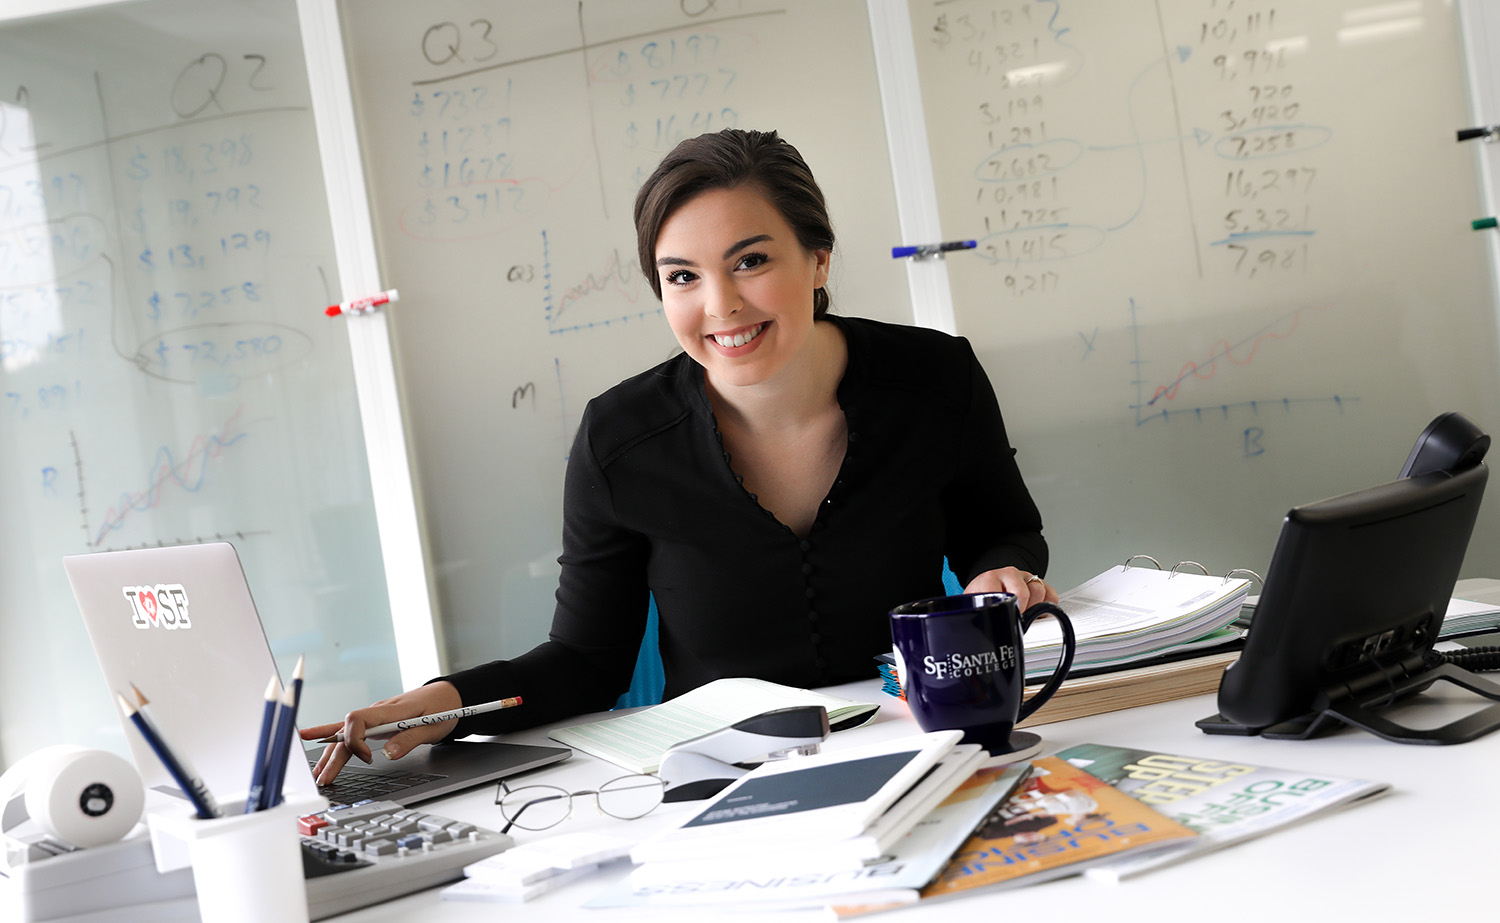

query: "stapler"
(658, 706), (831, 802)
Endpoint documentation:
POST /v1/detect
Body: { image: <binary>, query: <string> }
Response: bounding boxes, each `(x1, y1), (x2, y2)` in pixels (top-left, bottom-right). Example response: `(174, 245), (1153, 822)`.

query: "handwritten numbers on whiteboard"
(242, 54), (271, 92)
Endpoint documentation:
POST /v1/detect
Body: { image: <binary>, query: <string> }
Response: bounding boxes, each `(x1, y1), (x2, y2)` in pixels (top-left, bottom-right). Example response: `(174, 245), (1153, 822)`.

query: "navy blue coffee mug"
(889, 593), (1076, 752)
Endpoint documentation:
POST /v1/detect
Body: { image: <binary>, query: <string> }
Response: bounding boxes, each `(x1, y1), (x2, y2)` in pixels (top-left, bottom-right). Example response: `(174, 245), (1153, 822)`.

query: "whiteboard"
(908, 0), (1500, 589)
(11, 0), (1500, 768)
(0, 0), (400, 763)
(339, 0), (910, 668)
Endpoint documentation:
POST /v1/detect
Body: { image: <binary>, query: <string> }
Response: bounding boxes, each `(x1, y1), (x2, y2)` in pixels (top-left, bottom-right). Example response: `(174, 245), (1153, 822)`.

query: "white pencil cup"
(148, 795), (326, 923)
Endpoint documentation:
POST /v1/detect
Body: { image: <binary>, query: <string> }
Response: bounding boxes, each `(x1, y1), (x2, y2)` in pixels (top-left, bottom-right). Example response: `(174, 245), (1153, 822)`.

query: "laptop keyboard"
(315, 765), (447, 804)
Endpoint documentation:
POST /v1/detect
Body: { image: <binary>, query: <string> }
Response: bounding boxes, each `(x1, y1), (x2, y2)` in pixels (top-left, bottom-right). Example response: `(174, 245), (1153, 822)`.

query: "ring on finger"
(1024, 574), (1044, 585)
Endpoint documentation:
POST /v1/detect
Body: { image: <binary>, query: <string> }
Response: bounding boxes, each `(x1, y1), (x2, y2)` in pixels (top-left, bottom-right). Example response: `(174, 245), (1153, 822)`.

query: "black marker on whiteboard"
(326, 288), (399, 316)
(891, 240), (976, 260)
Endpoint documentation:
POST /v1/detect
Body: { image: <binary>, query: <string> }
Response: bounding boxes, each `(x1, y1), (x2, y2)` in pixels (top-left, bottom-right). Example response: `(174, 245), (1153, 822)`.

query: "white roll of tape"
(1, 744), (83, 834)
(1, 745), (145, 848)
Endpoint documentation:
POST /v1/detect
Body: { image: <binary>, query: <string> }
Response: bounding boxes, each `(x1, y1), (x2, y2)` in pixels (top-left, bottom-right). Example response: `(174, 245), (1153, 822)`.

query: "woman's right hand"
(299, 681), (464, 786)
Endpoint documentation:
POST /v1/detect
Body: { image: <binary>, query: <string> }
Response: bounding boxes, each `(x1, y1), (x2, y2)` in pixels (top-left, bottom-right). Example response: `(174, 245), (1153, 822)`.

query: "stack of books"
(589, 731), (1021, 912)
(876, 645), (1242, 727)
(1018, 648), (1240, 727)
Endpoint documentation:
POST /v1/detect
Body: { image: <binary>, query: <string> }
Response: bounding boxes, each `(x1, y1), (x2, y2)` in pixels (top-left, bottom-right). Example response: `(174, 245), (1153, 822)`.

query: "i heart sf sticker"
(138, 588), (159, 625)
(123, 584), (192, 630)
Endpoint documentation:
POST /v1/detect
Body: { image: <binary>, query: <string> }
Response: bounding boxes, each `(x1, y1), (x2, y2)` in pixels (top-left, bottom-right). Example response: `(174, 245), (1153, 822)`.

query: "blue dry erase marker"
(118, 692), (221, 819)
(259, 655), (305, 810)
(891, 239), (977, 259)
(244, 675), (282, 813)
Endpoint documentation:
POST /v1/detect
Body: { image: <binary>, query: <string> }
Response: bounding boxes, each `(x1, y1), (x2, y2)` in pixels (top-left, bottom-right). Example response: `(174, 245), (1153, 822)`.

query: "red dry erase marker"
(326, 288), (399, 316)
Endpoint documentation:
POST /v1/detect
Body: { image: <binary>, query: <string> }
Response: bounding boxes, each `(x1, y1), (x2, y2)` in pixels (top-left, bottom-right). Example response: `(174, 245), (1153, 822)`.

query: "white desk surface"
(335, 677), (1498, 923)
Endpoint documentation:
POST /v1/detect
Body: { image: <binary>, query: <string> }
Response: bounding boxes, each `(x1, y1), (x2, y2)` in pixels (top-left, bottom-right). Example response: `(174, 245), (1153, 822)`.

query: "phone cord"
(1426, 646), (1500, 672)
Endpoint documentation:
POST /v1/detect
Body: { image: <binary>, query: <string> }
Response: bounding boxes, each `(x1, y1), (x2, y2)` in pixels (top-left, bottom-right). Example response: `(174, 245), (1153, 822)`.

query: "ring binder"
(1125, 555), (1256, 584)
(1224, 568), (1265, 587)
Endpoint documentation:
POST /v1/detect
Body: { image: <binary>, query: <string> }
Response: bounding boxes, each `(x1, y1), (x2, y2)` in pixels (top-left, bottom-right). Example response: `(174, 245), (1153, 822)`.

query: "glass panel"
(338, 0), (906, 668)
(0, 0), (401, 766)
(909, 0), (1500, 587)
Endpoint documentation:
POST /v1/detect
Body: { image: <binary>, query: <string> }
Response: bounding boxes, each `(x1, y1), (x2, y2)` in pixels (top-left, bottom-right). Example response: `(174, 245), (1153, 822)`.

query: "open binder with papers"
(1024, 556), (1254, 678)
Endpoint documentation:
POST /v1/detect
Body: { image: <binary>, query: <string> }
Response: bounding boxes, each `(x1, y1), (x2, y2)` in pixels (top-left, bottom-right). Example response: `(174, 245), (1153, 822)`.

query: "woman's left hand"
(964, 566), (1058, 610)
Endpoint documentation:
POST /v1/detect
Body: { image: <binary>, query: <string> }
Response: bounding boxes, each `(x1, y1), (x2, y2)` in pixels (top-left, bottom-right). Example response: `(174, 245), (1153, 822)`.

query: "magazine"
(833, 756), (1197, 917)
(1057, 743), (1389, 881)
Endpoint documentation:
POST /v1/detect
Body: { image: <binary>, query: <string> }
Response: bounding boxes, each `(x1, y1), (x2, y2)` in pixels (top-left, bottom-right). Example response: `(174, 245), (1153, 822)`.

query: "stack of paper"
(1440, 596), (1500, 638)
(1024, 565), (1250, 678)
(589, 735), (1030, 912)
(442, 833), (631, 903)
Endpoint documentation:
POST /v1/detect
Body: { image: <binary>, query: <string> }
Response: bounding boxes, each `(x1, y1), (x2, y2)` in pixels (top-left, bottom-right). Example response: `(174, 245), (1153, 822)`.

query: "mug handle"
(1016, 602), (1077, 723)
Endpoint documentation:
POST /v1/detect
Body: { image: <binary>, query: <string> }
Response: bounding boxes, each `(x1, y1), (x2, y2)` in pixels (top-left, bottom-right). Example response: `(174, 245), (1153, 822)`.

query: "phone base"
(1199, 661), (1500, 745)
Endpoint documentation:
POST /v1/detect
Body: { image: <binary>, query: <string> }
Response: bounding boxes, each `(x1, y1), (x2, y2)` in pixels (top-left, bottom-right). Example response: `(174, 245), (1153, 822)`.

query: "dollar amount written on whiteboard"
(1223, 241), (1309, 277)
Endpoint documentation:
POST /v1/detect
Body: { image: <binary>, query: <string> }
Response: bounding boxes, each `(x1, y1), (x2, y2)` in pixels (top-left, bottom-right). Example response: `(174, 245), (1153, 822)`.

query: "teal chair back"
(612, 561), (963, 709)
(614, 596), (665, 709)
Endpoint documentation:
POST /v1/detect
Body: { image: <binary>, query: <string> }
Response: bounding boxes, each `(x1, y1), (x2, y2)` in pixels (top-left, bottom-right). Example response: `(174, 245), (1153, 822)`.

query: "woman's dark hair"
(634, 129), (836, 319)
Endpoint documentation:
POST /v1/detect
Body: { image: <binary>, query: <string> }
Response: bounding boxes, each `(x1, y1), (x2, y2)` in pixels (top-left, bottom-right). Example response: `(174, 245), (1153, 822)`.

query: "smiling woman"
(306, 129), (1055, 786)
(651, 186), (831, 395)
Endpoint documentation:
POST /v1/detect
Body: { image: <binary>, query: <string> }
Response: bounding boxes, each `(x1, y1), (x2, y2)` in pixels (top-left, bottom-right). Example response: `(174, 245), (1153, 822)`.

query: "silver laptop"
(64, 542), (569, 807)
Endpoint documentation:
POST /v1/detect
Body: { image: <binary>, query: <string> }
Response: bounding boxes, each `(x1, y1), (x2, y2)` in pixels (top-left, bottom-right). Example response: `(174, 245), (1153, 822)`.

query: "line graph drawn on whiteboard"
(81, 407), (253, 548)
(1126, 296), (1357, 426)
(540, 229), (660, 336)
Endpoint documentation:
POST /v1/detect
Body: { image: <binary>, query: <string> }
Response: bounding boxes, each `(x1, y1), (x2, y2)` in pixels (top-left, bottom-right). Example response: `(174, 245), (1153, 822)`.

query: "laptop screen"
(64, 542), (317, 805)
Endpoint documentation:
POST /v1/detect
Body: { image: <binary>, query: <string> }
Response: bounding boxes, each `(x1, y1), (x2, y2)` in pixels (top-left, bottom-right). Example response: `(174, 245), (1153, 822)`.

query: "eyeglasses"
(494, 774), (665, 834)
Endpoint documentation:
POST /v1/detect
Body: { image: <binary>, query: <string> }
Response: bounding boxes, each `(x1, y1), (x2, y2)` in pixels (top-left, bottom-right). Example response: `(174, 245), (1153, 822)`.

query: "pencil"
(259, 655), (305, 810)
(244, 675), (282, 813)
(317, 695), (523, 744)
(129, 682), (222, 818)
(117, 691), (221, 819)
